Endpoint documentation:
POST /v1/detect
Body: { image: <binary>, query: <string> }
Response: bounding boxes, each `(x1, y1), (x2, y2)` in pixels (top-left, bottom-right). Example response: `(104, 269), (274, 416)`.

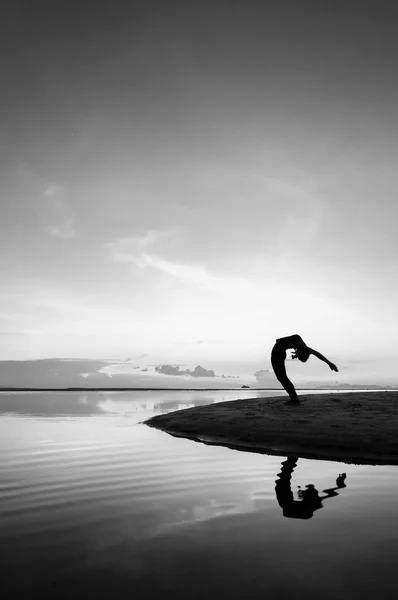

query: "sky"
(1, 0), (398, 387)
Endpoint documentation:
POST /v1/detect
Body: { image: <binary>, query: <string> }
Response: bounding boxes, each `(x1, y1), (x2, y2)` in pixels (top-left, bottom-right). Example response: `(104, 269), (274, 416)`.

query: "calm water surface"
(2, 390), (398, 599)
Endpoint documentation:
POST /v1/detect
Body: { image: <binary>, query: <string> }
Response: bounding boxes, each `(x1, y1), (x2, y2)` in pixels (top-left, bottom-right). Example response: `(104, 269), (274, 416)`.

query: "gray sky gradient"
(2, 1), (398, 385)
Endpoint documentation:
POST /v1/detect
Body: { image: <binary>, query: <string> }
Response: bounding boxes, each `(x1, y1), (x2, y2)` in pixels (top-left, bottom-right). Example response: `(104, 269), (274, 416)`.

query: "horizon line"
(0, 386), (397, 392)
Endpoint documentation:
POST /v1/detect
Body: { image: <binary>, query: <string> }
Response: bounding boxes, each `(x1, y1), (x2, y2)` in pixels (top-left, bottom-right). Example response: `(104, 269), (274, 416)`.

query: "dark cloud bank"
(0, 359), (238, 388)
(155, 364), (238, 379)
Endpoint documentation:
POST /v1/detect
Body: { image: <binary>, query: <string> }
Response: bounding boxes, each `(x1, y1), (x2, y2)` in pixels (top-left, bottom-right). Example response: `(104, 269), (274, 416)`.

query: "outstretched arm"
(319, 473), (347, 500)
(307, 347), (338, 372)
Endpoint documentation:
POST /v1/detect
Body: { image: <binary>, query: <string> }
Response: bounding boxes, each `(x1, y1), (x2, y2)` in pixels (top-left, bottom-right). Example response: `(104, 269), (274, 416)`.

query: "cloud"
(0, 332), (27, 336)
(0, 358), (158, 388)
(106, 229), (252, 293)
(43, 183), (64, 198)
(105, 228), (178, 263)
(155, 364), (189, 376)
(10, 169), (77, 241)
(155, 364), (220, 378)
(155, 363), (237, 378)
(263, 175), (325, 258)
(190, 365), (216, 378)
(1, 358), (393, 389)
(254, 369), (276, 385)
(0, 358), (113, 388)
(175, 339), (209, 346)
(42, 182), (77, 240)
(142, 255), (251, 293)
(98, 362), (142, 376)
(45, 218), (76, 240)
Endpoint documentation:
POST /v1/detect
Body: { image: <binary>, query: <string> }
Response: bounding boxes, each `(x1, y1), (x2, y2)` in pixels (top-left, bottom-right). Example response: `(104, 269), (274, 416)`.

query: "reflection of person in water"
(271, 334), (338, 405)
(275, 457), (347, 520)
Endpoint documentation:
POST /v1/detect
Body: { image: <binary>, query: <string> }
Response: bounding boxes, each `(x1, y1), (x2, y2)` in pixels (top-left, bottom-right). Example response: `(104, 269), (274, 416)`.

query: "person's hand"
(329, 363), (338, 372)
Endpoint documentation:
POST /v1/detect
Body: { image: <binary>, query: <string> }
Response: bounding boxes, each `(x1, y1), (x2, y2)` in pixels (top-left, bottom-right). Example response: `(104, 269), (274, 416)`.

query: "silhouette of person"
(271, 334), (338, 404)
(275, 457), (347, 520)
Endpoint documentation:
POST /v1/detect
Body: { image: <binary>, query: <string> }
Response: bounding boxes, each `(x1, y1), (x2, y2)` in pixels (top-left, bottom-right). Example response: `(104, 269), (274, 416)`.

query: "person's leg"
(277, 375), (300, 404)
(271, 352), (300, 404)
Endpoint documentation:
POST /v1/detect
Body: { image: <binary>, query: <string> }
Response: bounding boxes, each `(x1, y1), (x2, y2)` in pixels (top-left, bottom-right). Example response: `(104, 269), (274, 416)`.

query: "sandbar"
(145, 392), (398, 465)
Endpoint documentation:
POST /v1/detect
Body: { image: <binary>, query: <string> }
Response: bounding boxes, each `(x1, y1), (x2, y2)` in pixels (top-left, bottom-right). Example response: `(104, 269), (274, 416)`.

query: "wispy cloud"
(45, 218), (76, 240)
(42, 181), (77, 240)
(264, 175), (325, 256)
(106, 228), (252, 293)
(0, 332), (28, 336)
(43, 183), (64, 198)
(175, 339), (214, 346)
(105, 228), (177, 262)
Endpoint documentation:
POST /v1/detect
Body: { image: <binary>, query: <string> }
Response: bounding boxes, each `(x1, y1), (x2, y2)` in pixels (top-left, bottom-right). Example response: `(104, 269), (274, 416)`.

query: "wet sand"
(145, 392), (398, 465)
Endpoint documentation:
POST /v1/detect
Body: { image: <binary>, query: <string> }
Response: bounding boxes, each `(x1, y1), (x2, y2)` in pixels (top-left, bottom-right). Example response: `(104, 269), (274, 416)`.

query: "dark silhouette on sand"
(275, 457), (347, 520)
(271, 334), (338, 404)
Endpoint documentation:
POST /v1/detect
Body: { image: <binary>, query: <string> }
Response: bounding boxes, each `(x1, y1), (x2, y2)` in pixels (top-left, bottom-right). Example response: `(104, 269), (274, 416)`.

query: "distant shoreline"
(0, 387), (397, 392)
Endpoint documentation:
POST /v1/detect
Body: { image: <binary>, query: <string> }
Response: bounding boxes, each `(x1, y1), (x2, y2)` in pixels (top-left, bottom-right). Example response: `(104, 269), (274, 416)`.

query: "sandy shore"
(145, 392), (398, 465)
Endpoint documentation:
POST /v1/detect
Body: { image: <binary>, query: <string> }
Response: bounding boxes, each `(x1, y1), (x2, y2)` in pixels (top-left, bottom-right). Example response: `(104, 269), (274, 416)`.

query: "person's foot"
(285, 399), (300, 405)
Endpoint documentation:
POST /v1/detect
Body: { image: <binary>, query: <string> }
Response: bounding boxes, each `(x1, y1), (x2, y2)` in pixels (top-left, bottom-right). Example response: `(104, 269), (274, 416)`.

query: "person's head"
(292, 347), (311, 362)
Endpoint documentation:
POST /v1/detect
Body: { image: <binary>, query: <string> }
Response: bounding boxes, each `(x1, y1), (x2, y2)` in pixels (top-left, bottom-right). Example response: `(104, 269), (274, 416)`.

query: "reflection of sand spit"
(145, 392), (398, 465)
